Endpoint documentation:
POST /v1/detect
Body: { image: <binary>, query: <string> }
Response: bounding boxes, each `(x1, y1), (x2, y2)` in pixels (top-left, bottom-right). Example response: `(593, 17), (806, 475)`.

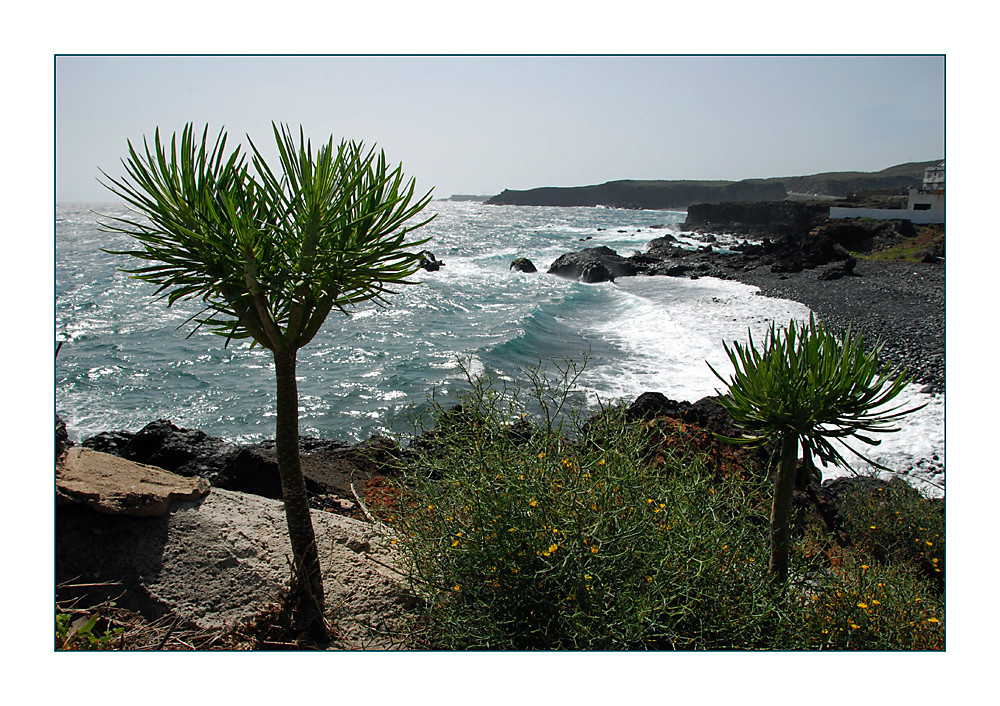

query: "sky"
(55, 54), (944, 202)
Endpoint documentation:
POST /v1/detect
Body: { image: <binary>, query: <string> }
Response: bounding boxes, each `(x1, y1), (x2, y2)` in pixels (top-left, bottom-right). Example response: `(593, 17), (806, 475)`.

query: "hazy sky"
(55, 55), (944, 202)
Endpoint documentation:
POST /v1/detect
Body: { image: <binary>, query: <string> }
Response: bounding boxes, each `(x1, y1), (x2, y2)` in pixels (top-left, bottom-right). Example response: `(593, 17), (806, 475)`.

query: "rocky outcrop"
(547, 208), (929, 285)
(81, 420), (400, 516)
(57, 447), (210, 517)
(418, 251), (445, 271)
(548, 246), (642, 283)
(510, 257), (537, 273)
(683, 201), (830, 236)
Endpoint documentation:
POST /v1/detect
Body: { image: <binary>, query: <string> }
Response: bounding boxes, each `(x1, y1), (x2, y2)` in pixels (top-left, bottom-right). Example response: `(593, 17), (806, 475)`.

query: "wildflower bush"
(836, 478), (945, 590)
(794, 558), (944, 649)
(383, 360), (944, 650)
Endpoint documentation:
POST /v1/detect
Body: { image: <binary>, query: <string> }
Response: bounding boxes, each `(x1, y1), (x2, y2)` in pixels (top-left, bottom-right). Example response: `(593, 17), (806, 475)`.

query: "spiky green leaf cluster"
(708, 314), (925, 471)
(98, 123), (434, 352)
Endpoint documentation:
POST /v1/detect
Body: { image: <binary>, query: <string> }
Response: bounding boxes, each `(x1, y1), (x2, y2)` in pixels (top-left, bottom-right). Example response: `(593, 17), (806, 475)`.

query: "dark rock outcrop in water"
(510, 257), (538, 273)
(548, 247), (640, 282)
(418, 251), (445, 271)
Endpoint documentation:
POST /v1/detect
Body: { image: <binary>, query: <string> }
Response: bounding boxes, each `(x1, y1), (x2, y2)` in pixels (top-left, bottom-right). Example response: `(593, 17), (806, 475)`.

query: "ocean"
(55, 200), (944, 495)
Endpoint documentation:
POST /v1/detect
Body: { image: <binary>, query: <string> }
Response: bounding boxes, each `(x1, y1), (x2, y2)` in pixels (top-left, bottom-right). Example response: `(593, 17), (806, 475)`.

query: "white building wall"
(907, 188), (945, 210)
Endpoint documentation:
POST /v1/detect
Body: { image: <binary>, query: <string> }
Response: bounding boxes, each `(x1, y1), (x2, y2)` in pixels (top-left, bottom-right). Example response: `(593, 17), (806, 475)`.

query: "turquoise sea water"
(55, 200), (943, 494)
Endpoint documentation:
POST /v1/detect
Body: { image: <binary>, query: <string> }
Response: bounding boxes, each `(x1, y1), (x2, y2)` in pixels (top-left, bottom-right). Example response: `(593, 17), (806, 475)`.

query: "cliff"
(682, 201), (830, 235)
(486, 179), (786, 210)
(484, 161), (941, 210)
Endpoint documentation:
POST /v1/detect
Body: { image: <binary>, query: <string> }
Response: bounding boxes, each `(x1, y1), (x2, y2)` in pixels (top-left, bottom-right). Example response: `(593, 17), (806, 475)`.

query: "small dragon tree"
(99, 123), (434, 639)
(708, 314), (925, 584)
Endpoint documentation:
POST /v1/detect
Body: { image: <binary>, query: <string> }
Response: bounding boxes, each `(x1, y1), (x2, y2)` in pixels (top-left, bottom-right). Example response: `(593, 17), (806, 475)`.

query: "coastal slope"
(485, 160), (941, 210)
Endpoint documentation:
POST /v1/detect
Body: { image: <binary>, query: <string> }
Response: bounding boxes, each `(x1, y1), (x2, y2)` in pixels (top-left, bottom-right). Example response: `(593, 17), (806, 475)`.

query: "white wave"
(580, 275), (945, 495)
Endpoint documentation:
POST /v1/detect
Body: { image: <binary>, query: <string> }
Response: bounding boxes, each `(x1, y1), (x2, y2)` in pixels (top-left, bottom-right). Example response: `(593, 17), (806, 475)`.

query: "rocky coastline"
(545, 208), (944, 395)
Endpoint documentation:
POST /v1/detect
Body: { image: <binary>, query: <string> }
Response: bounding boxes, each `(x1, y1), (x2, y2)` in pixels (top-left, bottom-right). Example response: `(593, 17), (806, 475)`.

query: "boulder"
(83, 419), (237, 483)
(55, 486), (416, 647)
(509, 257), (537, 273)
(547, 246), (639, 283)
(418, 251), (444, 271)
(56, 447), (210, 517)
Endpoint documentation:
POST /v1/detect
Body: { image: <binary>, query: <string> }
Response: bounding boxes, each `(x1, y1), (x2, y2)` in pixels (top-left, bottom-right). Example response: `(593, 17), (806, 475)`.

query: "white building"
(829, 162), (945, 224)
(906, 162), (945, 212)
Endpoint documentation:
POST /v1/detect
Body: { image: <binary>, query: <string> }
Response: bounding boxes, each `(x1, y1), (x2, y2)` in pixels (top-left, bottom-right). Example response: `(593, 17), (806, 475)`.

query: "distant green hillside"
(485, 161), (942, 210)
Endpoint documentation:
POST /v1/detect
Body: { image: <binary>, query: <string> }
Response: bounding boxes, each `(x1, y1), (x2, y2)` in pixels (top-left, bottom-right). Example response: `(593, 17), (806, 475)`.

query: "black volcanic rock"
(80, 420), (402, 513)
(683, 201), (829, 236)
(418, 251), (444, 271)
(510, 257), (538, 273)
(548, 247), (641, 283)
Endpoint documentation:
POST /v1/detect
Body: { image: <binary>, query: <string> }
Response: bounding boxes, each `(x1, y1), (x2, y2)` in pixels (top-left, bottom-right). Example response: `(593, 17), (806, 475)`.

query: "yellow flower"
(529, 499), (538, 507)
(927, 617), (939, 623)
(538, 452), (546, 459)
(871, 600), (881, 605)
(857, 603), (868, 609)
(850, 623), (860, 629)
(590, 546), (599, 554)
(453, 584), (461, 592)
(598, 459), (605, 466)
(451, 540), (459, 547)
(861, 565), (870, 570)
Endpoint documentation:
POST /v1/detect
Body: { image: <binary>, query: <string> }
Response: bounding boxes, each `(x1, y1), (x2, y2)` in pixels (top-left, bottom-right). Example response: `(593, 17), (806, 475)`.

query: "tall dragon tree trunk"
(769, 433), (800, 585)
(273, 348), (327, 640)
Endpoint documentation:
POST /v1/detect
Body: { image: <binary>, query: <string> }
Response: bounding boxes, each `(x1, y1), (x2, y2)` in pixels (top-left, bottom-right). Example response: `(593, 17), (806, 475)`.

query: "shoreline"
(720, 260), (945, 395)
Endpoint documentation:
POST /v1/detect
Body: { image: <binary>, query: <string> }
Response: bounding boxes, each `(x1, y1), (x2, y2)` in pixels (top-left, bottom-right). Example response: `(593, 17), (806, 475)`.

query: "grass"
(857, 224), (945, 262)
(380, 360), (944, 650)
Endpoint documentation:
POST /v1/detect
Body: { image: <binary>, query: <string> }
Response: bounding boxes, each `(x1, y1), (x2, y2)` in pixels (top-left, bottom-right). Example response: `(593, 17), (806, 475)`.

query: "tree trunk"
(768, 433), (799, 585)
(273, 348), (327, 640)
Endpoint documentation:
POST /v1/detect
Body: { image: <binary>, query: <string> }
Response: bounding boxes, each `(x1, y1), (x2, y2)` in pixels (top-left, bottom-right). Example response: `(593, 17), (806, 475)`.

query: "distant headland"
(439, 194), (493, 203)
(484, 161), (942, 210)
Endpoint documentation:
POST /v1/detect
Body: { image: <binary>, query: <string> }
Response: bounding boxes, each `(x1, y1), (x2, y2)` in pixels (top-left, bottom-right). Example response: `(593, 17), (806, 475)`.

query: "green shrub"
(389, 363), (784, 649)
(789, 558), (944, 650)
(837, 478), (945, 589)
(382, 360), (944, 650)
